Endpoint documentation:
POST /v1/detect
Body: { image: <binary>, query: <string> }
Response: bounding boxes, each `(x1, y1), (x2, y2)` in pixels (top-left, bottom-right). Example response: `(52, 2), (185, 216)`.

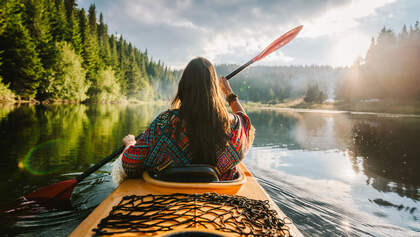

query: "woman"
(118, 57), (254, 182)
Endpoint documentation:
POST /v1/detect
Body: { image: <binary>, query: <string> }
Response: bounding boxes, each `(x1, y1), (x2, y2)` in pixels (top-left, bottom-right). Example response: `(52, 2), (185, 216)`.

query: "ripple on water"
(0, 168), (114, 236)
(247, 163), (419, 237)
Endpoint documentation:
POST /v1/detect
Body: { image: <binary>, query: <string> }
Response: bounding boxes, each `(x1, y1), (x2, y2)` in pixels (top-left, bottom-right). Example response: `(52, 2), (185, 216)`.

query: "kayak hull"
(70, 163), (303, 236)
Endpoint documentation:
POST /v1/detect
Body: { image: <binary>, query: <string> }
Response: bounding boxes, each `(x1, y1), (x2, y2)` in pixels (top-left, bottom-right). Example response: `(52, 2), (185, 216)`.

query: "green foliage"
(0, 0), (176, 103)
(336, 22), (420, 101)
(79, 8), (99, 80)
(50, 0), (67, 42)
(0, 76), (15, 102)
(22, 0), (57, 100)
(45, 41), (89, 101)
(98, 13), (111, 66)
(90, 66), (121, 102)
(0, 0), (43, 99)
(304, 84), (327, 103)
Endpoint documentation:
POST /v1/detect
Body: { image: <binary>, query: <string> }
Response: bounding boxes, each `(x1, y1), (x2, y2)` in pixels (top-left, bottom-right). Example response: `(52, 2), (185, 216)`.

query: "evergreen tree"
(399, 24), (408, 41)
(0, 0), (177, 102)
(50, 0), (67, 42)
(98, 13), (111, 66)
(109, 34), (119, 69)
(79, 8), (99, 82)
(126, 50), (140, 98)
(304, 84), (327, 103)
(336, 21), (420, 101)
(64, 0), (76, 17)
(21, 0), (57, 99)
(88, 4), (97, 36)
(0, 0), (43, 99)
(63, 0), (81, 54)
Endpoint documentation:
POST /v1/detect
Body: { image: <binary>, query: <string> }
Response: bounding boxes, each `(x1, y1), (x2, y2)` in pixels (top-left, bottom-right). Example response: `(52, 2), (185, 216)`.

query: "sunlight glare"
(341, 165), (357, 180)
(329, 33), (370, 66)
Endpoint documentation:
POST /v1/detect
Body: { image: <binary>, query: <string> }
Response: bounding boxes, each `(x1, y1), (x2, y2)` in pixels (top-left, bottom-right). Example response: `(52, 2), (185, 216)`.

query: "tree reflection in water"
(0, 104), (163, 204)
(247, 109), (419, 234)
(248, 109), (420, 201)
(350, 118), (420, 201)
(1, 105), (419, 235)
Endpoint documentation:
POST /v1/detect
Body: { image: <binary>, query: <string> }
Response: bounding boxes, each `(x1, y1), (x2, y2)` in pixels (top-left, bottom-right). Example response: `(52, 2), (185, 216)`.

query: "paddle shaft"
(225, 59), (254, 80)
(76, 134), (142, 182)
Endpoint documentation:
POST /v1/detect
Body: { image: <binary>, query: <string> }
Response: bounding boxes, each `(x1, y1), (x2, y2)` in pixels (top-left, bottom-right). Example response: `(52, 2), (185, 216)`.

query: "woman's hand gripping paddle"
(226, 25), (303, 80)
(25, 134), (142, 202)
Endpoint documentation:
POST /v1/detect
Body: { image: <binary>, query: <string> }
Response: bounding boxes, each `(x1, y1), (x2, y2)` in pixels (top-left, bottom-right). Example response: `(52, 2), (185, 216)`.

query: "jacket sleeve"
(232, 111), (253, 155)
(121, 122), (154, 178)
(216, 111), (253, 177)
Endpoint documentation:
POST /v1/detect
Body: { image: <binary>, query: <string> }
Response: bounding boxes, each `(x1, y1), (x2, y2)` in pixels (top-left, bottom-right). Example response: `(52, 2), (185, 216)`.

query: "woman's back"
(121, 57), (253, 182)
(122, 109), (252, 180)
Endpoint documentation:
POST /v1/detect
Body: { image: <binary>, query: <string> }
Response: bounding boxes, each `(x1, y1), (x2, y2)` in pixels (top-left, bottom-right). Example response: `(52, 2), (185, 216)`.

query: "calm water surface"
(0, 104), (419, 236)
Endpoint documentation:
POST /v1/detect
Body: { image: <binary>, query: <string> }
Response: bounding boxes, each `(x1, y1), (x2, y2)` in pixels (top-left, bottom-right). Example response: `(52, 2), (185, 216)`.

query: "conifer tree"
(109, 34), (119, 69)
(63, 0), (82, 54)
(88, 4), (97, 36)
(79, 8), (99, 80)
(0, 0), (177, 102)
(21, 0), (57, 99)
(0, 0), (43, 99)
(126, 50), (140, 98)
(98, 13), (111, 66)
(50, 0), (67, 42)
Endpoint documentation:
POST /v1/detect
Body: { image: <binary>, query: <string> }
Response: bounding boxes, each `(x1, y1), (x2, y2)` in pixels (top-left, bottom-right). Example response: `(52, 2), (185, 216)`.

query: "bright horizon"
(78, 0), (420, 69)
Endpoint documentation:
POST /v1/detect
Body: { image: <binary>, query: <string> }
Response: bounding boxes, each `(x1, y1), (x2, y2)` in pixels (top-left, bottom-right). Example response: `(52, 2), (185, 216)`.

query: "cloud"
(78, 0), (404, 68)
(302, 0), (397, 38)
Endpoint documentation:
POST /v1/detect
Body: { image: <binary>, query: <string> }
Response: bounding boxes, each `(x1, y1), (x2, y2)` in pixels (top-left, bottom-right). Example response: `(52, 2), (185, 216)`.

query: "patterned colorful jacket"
(122, 109), (252, 180)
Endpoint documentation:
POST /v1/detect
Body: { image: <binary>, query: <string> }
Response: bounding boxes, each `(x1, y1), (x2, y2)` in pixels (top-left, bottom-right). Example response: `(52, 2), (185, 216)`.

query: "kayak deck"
(70, 163), (302, 236)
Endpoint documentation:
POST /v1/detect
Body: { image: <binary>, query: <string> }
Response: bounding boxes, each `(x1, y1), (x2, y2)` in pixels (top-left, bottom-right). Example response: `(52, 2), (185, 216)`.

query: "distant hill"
(216, 64), (347, 103)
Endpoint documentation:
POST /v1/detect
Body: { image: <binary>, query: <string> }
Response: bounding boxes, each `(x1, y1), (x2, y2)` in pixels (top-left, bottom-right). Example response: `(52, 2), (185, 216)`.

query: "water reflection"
(248, 109), (420, 200)
(0, 104), (163, 204)
(1, 105), (419, 236)
(350, 119), (420, 200)
(246, 109), (420, 235)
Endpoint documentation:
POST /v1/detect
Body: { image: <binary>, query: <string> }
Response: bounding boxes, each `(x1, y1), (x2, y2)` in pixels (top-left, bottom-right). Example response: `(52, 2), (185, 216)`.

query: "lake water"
(0, 104), (419, 236)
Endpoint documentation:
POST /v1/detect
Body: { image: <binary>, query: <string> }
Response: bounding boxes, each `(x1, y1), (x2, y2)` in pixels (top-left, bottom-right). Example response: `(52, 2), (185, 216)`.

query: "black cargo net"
(93, 193), (293, 236)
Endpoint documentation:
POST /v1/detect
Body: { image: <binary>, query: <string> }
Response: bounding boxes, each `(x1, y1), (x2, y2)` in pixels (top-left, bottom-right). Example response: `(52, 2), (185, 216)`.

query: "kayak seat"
(150, 165), (220, 182)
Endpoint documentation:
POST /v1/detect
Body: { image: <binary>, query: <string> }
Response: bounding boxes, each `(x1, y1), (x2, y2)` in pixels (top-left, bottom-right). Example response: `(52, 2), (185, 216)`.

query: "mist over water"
(0, 104), (419, 236)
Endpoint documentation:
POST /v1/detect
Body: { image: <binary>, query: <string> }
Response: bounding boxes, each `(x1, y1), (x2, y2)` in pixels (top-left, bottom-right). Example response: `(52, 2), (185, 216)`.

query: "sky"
(77, 0), (420, 69)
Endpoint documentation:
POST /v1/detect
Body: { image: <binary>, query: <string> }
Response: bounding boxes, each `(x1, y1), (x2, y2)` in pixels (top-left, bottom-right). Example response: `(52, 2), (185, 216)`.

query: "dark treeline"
(350, 119), (420, 200)
(336, 22), (420, 102)
(216, 64), (345, 104)
(0, 0), (177, 102)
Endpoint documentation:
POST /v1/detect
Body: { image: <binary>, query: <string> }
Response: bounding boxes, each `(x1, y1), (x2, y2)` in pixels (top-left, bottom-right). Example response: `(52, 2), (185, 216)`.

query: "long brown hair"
(171, 57), (230, 165)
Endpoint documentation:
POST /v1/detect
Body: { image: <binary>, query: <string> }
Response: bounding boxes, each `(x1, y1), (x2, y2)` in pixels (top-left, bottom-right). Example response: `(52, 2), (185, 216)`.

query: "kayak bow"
(70, 163), (303, 236)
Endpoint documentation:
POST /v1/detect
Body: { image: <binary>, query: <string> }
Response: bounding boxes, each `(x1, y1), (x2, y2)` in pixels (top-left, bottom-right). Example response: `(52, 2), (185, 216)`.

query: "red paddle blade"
(25, 179), (78, 201)
(253, 25), (303, 62)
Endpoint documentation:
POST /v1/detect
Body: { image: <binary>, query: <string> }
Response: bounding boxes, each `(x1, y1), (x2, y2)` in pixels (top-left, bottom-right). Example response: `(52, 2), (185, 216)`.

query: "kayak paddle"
(24, 25), (303, 203)
(25, 133), (142, 202)
(226, 25), (303, 80)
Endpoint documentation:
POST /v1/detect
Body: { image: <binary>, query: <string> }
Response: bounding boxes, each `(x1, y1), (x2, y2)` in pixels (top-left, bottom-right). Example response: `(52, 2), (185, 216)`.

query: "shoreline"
(0, 98), (170, 106)
(243, 99), (420, 116)
(2, 98), (420, 116)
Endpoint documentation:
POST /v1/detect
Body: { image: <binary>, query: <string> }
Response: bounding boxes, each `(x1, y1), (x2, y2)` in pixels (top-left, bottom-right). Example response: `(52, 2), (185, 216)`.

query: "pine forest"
(0, 0), (178, 103)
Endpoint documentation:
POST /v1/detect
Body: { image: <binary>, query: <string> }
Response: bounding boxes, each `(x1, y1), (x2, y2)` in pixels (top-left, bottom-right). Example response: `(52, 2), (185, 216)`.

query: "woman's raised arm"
(218, 76), (245, 114)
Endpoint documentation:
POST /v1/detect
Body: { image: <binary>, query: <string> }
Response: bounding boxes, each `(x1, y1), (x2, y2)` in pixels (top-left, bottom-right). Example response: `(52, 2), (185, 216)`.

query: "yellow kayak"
(70, 163), (303, 236)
